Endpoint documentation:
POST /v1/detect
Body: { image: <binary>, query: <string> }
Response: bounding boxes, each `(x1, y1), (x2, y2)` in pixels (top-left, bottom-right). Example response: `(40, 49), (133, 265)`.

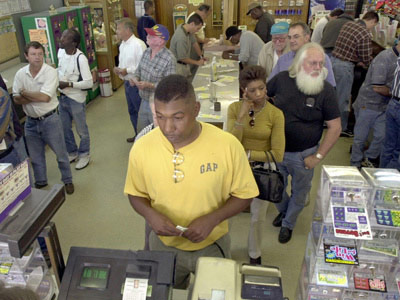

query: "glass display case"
(297, 166), (400, 300)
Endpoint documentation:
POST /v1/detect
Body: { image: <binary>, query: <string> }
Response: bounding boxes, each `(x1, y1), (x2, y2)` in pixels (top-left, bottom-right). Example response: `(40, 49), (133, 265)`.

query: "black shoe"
(272, 213), (285, 227)
(340, 130), (354, 138)
(65, 183), (75, 195)
(278, 227), (292, 244)
(34, 182), (48, 189)
(126, 136), (136, 143)
(249, 256), (261, 265)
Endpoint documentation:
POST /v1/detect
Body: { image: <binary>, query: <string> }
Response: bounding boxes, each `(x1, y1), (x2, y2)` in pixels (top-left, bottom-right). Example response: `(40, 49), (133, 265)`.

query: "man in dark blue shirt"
(137, 0), (156, 46)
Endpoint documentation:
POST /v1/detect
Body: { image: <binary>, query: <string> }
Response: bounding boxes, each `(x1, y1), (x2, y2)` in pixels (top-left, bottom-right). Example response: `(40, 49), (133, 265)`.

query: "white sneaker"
(75, 156), (90, 170)
(68, 154), (78, 163)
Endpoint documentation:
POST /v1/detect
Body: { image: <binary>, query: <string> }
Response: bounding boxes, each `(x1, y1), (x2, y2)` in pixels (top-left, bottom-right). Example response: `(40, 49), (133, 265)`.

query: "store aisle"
(44, 87), (352, 300)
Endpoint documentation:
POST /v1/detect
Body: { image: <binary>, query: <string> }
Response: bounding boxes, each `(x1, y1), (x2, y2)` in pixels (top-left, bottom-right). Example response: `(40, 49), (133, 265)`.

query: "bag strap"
(77, 53), (83, 82)
(266, 151), (281, 171)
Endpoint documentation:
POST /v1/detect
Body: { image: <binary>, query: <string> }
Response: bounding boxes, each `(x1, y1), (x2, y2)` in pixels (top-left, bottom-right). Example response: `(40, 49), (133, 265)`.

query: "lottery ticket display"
(296, 166), (400, 300)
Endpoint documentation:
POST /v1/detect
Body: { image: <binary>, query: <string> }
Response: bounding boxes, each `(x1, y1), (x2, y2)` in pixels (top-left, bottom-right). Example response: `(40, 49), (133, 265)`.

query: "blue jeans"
(24, 113), (72, 185)
(0, 146), (21, 167)
(331, 57), (355, 131)
(380, 99), (400, 169)
(137, 99), (152, 133)
(59, 95), (90, 157)
(275, 145), (318, 230)
(124, 81), (141, 134)
(351, 107), (386, 166)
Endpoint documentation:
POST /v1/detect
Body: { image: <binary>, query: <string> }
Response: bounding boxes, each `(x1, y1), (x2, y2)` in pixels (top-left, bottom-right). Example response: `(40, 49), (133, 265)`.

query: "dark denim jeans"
(380, 99), (400, 169)
(275, 145), (318, 230)
(25, 113), (72, 185)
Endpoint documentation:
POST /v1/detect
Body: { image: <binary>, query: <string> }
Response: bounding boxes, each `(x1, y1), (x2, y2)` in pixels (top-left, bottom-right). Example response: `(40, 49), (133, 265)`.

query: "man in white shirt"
(58, 28), (93, 170)
(13, 41), (74, 194)
(113, 18), (146, 142)
(311, 8), (344, 44)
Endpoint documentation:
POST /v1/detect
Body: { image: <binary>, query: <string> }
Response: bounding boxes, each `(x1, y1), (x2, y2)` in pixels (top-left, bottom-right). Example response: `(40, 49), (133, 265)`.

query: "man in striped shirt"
(130, 24), (176, 132)
(331, 11), (379, 137)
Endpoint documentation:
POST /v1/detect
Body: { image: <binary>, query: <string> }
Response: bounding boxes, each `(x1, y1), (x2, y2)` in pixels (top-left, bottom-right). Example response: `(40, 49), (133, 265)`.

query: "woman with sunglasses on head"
(227, 65), (285, 265)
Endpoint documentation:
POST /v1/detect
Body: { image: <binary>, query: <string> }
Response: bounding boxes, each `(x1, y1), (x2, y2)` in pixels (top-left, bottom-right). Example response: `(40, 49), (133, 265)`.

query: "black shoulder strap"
(77, 53), (83, 82)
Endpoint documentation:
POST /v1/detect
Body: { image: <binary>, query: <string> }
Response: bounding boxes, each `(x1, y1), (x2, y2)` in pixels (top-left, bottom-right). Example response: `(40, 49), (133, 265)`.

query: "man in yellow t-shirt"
(124, 74), (258, 289)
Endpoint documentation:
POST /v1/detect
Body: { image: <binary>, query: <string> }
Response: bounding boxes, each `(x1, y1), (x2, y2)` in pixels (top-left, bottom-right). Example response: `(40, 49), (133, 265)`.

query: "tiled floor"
(42, 87), (352, 299)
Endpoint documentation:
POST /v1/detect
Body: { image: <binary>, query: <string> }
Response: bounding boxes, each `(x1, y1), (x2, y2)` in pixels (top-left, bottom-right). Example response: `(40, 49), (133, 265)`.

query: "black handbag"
(251, 151), (284, 203)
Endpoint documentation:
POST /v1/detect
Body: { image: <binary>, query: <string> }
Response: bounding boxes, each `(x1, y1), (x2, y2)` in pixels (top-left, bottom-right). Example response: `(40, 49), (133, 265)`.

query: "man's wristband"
(315, 153), (324, 160)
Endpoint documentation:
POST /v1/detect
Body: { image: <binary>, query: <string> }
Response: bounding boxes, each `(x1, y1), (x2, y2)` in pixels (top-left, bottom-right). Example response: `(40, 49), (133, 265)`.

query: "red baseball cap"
(144, 24), (170, 41)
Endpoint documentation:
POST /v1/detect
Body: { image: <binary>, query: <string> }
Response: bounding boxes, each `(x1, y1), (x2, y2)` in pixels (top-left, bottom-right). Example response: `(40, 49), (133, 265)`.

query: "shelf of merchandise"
(296, 166), (400, 300)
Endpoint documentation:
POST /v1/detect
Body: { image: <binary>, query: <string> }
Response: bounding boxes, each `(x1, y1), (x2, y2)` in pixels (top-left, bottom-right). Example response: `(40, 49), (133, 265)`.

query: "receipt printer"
(58, 247), (176, 300)
(191, 257), (284, 300)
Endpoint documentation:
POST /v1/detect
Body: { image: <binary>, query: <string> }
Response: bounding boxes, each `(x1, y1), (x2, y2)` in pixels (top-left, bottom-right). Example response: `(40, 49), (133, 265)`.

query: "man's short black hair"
(24, 41), (44, 55)
(362, 11), (379, 22)
(155, 75), (196, 103)
(329, 8), (344, 17)
(144, 0), (153, 11)
(68, 28), (81, 48)
(187, 13), (204, 25)
(198, 4), (211, 12)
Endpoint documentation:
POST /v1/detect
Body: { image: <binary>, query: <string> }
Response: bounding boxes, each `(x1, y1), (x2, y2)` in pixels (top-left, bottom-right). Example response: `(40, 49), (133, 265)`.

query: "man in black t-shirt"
(267, 43), (341, 243)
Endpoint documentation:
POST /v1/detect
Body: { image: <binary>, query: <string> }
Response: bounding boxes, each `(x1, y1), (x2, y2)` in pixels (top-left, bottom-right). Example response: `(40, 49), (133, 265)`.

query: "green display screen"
(79, 265), (110, 290)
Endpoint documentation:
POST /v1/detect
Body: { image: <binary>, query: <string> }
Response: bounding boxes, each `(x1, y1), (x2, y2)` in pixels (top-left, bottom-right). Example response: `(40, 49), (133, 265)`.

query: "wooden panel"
(0, 31), (19, 64)
(153, 0), (310, 44)
(154, 0), (226, 40)
(239, 0), (309, 31)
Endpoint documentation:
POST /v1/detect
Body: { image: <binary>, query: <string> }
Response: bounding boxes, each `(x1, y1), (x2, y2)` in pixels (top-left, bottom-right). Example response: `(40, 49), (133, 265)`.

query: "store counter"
(194, 52), (240, 130)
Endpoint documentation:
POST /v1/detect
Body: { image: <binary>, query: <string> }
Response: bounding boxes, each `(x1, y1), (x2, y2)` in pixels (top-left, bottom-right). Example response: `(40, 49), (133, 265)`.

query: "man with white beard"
(267, 43), (341, 243)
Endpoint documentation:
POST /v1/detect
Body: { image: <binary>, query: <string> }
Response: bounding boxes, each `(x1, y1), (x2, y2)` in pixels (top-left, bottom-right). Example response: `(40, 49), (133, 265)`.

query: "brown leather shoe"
(65, 183), (74, 195)
(126, 136), (136, 143)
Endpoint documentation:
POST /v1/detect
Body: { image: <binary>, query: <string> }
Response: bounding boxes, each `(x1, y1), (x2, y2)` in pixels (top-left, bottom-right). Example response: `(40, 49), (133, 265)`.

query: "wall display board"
(0, 17), (19, 64)
(0, 0), (31, 18)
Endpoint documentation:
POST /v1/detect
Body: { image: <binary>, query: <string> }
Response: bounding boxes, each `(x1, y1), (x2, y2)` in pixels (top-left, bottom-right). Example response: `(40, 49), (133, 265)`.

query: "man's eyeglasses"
(172, 152), (184, 183)
(272, 37), (287, 42)
(249, 110), (255, 127)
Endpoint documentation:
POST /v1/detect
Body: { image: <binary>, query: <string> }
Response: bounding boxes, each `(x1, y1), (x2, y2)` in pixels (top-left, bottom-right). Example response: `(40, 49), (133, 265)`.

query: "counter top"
(194, 51), (239, 130)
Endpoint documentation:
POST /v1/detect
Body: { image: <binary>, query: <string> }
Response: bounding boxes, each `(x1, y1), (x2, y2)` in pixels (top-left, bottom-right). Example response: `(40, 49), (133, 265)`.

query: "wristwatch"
(315, 153), (324, 160)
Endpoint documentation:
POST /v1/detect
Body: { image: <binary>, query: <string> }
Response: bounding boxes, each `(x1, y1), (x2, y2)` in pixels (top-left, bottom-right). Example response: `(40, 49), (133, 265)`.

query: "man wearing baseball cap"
(129, 24), (176, 131)
(258, 21), (290, 78)
(247, 2), (275, 43)
(222, 25), (264, 67)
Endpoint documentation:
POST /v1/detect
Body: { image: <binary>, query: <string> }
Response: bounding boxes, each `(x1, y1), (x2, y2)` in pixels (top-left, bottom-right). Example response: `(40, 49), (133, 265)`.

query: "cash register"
(191, 257), (285, 300)
(58, 247), (176, 300)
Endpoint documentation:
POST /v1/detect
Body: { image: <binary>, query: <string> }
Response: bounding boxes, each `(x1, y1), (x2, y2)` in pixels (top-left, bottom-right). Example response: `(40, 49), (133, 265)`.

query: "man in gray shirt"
(246, 2), (275, 43)
(222, 26), (264, 66)
(169, 13), (204, 79)
(351, 44), (400, 168)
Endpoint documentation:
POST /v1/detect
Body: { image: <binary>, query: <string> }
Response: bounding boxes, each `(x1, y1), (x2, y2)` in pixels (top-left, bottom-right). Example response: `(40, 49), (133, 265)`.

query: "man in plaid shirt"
(130, 24), (176, 132)
(331, 11), (379, 137)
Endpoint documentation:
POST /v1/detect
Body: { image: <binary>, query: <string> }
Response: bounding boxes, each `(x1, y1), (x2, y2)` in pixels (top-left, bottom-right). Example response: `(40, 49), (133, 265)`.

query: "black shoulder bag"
(252, 151), (284, 203)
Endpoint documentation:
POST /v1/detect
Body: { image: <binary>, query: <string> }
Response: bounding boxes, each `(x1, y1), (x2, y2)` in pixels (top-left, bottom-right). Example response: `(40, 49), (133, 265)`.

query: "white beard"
(295, 67), (327, 95)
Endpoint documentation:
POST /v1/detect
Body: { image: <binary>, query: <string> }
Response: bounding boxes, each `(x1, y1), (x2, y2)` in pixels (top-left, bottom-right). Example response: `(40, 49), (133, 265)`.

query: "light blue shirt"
(267, 50), (336, 87)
